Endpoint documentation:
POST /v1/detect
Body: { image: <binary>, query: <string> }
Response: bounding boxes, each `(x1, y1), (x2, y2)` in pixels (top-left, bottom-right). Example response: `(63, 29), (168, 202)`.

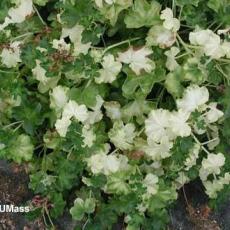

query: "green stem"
(201, 137), (218, 146)
(3, 121), (23, 129)
(176, 34), (193, 54)
(42, 210), (49, 227)
(175, 52), (189, 59)
(33, 5), (46, 26)
(137, 127), (145, 136)
(218, 58), (230, 64)
(215, 64), (229, 84)
(45, 206), (55, 228)
(13, 123), (23, 132)
(156, 87), (165, 107)
(178, 6), (183, 21)
(204, 57), (213, 67)
(0, 69), (18, 74)
(214, 22), (223, 32)
(208, 20), (217, 29)
(82, 218), (90, 230)
(191, 133), (211, 155)
(172, 0), (176, 15)
(110, 148), (119, 155)
(103, 37), (142, 55)
(11, 32), (34, 42)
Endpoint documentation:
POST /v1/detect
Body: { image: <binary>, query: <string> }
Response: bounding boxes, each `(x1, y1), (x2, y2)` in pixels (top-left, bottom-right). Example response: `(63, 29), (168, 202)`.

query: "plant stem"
(191, 133), (211, 155)
(137, 127), (145, 136)
(175, 52), (189, 59)
(33, 5), (47, 26)
(219, 58), (230, 63)
(11, 32), (34, 42)
(82, 218), (90, 230)
(177, 35), (199, 50)
(103, 37), (141, 54)
(0, 69), (18, 74)
(215, 64), (229, 84)
(201, 137), (218, 145)
(45, 206), (55, 228)
(176, 34), (193, 54)
(13, 123), (23, 132)
(3, 121), (23, 129)
(179, 6), (183, 21)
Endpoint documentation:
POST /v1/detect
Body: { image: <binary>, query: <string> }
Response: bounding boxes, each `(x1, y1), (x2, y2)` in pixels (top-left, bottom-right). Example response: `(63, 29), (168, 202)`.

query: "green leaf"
(124, 0), (161, 28)
(70, 197), (96, 220)
(165, 68), (184, 98)
(69, 83), (107, 107)
(55, 158), (79, 190)
(105, 174), (130, 195)
(206, 62), (223, 85)
(70, 198), (86, 220)
(148, 187), (177, 212)
(183, 58), (207, 84)
(84, 198), (96, 213)
(180, 3), (209, 27)
(100, 0), (133, 26)
(12, 100), (45, 135)
(176, 0), (200, 6)
(9, 134), (34, 163)
(122, 68), (166, 99)
(49, 192), (66, 218)
(60, 0), (102, 27)
(207, 0), (222, 12)
(33, 0), (49, 6)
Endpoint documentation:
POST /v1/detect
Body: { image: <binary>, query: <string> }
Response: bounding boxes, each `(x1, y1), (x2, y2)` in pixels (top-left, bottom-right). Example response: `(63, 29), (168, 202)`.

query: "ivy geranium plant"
(0, 0), (230, 229)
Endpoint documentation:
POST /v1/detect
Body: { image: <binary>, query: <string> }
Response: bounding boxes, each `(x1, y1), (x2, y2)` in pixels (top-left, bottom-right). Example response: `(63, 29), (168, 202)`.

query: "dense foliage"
(0, 0), (230, 229)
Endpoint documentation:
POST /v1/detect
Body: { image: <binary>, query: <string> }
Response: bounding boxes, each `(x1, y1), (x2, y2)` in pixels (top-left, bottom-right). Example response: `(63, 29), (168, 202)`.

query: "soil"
(0, 160), (45, 230)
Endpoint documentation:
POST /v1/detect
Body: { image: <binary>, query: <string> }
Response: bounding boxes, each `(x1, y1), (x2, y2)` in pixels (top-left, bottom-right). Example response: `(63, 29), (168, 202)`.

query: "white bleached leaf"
(61, 24), (91, 56)
(63, 100), (88, 122)
(184, 143), (200, 171)
(176, 85), (209, 113)
(87, 153), (105, 174)
(207, 125), (220, 150)
(109, 121), (136, 150)
(86, 145), (130, 175)
(0, 41), (22, 68)
(174, 172), (190, 189)
(146, 25), (176, 48)
(95, 54), (122, 84)
(85, 95), (104, 125)
(189, 29), (225, 59)
(144, 137), (173, 160)
(204, 102), (224, 123)
(117, 47), (154, 75)
(143, 173), (159, 195)
(203, 173), (230, 198)
(50, 86), (69, 115)
(32, 60), (48, 83)
(145, 109), (174, 143)
(55, 117), (71, 137)
(169, 110), (191, 137)
(104, 101), (121, 120)
(52, 38), (71, 52)
(0, 0), (33, 31)
(95, 0), (115, 7)
(81, 125), (96, 148)
(160, 8), (180, 32)
(199, 153), (225, 181)
(164, 46), (180, 71)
